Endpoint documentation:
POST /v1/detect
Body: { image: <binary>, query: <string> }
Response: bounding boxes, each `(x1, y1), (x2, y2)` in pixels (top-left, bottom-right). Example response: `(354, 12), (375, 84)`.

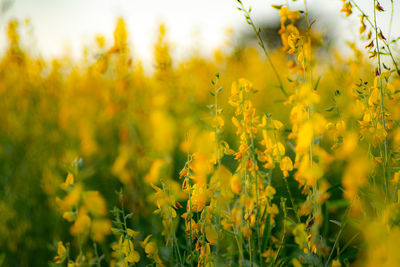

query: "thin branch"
(236, 0), (289, 97)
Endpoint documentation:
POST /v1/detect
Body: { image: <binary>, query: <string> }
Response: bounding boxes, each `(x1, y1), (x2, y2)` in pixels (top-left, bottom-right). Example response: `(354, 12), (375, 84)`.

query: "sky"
(0, 0), (398, 69)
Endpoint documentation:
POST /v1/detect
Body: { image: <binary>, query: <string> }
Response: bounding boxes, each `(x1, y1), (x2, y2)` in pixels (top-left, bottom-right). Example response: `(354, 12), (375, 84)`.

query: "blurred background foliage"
(0, 1), (398, 265)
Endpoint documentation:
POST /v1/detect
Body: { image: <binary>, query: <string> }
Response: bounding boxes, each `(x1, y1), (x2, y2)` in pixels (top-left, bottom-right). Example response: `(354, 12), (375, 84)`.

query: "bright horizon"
(0, 0), (398, 69)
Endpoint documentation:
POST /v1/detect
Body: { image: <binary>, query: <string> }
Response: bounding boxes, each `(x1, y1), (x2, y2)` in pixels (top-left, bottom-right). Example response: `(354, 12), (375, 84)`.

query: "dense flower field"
(0, 0), (400, 266)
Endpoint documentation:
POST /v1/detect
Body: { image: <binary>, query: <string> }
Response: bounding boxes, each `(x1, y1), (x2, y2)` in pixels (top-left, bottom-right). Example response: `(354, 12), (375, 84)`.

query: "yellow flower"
(332, 259), (341, 267)
(145, 159), (165, 184)
(84, 191), (107, 216)
(191, 185), (207, 212)
(290, 104), (307, 125)
(264, 185), (276, 198)
(232, 117), (243, 135)
(91, 219), (111, 242)
(205, 226), (218, 245)
(212, 116), (224, 129)
(62, 211), (75, 222)
(70, 208), (91, 236)
(127, 228), (140, 238)
(280, 156), (293, 178)
(241, 225), (251, 239)
(272, 119), (284, 130)
(267, 204), (279, 215)
(296, 122), (313, 153)
(54, 241), (67, 264)
(108, 17), (127, 53)
(238, 78), (253, 92)
(141, 235), (164, 266)
(368, 87), (381, 106)
(340, 1), (352, 17)
(280, 24), (300, 52)
(359, 16), (366, 34)
(279, 6), (300, 27)
(292, 223), (308, 250)
(230, 174), (242, 194)
(60, 184), (83, 211)
(342, 157), (370, 199)
(61, 173), (74, 189)
(122, 238), (140, 264)
(272, 142), (285, 160)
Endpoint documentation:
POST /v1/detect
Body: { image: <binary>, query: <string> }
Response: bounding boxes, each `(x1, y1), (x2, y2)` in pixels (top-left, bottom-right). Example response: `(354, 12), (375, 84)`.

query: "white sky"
(0, 0), (398, 69)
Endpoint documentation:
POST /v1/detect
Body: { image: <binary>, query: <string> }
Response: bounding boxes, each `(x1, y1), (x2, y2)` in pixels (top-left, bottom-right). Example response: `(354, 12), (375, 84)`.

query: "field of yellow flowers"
(1, 0), (400, 266)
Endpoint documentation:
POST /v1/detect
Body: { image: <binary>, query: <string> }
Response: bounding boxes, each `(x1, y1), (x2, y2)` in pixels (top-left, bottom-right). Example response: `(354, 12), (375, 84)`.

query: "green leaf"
(329, 220), (342, 227)
(313, 76), (321, 90)
(271, 4), (283, 10)
(325, 106), (336, 112)
(261, 214), (271, 252)
(356, 89), (364, 95)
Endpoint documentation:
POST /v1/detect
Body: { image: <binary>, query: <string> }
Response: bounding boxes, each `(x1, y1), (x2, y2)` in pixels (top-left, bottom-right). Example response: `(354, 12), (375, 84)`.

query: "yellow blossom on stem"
(53, 241), (67, 264)
(280, 156), (294, 178)
(230, 174), (242, 194)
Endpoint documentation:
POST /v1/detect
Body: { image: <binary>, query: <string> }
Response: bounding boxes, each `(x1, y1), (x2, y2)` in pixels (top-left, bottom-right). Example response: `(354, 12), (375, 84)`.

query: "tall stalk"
(237, 0), (289, 97)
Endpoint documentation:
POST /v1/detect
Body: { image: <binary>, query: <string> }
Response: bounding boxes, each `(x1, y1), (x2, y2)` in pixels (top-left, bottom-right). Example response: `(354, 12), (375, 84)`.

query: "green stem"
(388, 0), (394, 41)
(373, 0), (389, 199)
(237, 1), (288, 97)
